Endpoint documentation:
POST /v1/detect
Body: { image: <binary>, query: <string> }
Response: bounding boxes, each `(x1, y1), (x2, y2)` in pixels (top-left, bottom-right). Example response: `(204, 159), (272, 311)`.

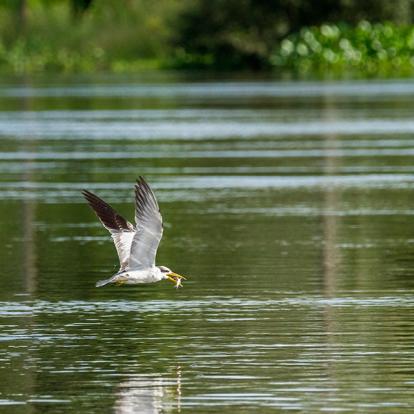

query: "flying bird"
(82, 177), (186, 288)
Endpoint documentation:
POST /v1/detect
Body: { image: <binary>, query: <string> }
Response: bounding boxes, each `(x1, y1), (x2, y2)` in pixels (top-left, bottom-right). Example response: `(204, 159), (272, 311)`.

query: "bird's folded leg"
(115, 274), (129, 285)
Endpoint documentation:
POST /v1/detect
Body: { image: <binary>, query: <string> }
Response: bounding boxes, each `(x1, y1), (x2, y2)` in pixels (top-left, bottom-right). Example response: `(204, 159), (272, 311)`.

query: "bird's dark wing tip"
(136, 176), (146, 185)
(82, 189), (94, 197)
(82, 189), (132, 232)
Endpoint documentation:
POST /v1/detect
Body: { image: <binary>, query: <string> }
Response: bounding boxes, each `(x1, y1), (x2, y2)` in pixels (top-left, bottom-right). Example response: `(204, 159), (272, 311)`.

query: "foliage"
(271, 22), (414, 75)
(0, 0), (414, 75)
(0, 0), (184, 73)
(171, 0), (414, 70)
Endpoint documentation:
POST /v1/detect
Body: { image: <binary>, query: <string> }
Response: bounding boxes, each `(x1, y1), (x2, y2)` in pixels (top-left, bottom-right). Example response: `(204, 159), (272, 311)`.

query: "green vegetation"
(0, 0), (184, 73)
(1, 0), (414, 76)
(170, 0), (414, 72)
(271, 22), (414, 76)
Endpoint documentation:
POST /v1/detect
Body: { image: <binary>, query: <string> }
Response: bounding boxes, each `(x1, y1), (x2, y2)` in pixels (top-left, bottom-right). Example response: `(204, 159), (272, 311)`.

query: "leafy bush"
(271, 22), (414, 75)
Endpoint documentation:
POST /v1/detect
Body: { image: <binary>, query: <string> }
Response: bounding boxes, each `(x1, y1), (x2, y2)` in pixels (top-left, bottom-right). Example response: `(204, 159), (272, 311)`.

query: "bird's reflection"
(114, 367), (182, 414)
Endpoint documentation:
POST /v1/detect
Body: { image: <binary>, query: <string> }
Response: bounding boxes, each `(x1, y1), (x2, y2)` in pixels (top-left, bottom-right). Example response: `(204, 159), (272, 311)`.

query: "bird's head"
(158, 266), (186, 288)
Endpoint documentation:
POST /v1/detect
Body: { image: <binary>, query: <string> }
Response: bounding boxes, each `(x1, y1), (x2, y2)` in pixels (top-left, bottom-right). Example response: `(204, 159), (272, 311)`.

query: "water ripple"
(0, 296), (413, 317)
(2, 80), (414, 98)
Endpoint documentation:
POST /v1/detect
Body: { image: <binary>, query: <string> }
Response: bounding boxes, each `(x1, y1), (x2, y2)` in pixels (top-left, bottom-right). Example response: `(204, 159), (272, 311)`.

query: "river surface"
(1, 74), (414, 413)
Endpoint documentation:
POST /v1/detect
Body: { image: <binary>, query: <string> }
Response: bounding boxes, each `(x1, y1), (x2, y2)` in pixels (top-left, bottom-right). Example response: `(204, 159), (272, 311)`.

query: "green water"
(1, 74), (414, 413)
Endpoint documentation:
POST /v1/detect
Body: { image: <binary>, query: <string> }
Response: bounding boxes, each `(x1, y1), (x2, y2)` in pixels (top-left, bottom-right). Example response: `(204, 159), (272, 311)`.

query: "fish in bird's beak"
(167, 272), (186, 288)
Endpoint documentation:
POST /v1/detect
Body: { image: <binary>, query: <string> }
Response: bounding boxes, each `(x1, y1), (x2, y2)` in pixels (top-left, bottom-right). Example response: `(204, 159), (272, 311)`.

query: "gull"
(82, 177), (186, 288)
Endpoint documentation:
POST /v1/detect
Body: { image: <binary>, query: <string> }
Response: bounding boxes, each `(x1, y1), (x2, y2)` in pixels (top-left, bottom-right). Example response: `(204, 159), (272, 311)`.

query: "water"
(1, 74), (414, 413)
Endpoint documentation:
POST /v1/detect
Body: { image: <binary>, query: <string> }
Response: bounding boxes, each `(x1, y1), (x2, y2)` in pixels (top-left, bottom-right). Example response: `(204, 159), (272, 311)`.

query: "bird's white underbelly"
(123, 270), (160, 284)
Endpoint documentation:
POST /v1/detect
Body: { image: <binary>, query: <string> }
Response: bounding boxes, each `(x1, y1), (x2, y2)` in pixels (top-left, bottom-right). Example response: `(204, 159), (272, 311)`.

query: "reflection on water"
(1, 75), (414, 413)
(115, 369), (181, 414)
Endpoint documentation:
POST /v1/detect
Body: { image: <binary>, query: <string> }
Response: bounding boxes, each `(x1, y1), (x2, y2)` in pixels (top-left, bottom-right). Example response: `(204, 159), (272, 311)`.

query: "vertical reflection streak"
(322, 95), (342, 404)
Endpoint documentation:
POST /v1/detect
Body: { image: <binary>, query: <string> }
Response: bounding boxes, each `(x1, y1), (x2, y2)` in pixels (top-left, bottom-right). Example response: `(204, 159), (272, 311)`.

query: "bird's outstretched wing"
(128, 177), (163, 270)
(82, 190), (135, 272)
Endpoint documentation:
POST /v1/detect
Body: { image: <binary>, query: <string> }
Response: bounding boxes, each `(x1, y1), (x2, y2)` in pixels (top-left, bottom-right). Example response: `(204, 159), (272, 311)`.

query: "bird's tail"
(95, 271), (125, 287)
(96, 277), (114, 288)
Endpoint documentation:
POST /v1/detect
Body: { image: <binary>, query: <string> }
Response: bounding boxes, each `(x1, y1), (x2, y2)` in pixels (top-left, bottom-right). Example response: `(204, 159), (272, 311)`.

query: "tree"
(174, 0), (414, 69)
(71, 0), (93, 17)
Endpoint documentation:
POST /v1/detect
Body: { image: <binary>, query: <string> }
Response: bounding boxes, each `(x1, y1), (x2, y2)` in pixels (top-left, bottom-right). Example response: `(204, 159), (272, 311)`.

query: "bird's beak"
(168, 272), (186, 280)
(166, 272), (187, 288)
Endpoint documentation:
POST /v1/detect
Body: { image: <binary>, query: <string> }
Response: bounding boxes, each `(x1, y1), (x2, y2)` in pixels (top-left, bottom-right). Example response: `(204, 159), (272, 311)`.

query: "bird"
(82, 177), (186, 288)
